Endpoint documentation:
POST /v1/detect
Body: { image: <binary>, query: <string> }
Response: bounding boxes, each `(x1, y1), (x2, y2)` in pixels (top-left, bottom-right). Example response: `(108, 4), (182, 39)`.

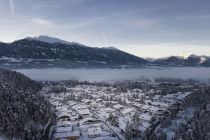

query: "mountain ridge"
(0, 37), (147, 68)
(0, 36), (210, 68)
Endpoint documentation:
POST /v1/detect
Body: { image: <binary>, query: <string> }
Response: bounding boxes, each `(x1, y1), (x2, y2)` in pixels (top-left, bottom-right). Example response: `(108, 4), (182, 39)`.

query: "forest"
(0, 69), (52, 139)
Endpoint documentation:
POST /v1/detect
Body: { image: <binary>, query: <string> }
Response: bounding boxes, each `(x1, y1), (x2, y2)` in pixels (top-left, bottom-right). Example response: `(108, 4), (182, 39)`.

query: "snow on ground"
(163, 107), (195, 140)
(42, 81), (195, 140)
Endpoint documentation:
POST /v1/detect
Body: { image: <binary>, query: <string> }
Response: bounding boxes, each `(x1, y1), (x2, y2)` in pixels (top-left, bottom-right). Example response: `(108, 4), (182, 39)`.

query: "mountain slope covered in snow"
(0, 36), (210, 68)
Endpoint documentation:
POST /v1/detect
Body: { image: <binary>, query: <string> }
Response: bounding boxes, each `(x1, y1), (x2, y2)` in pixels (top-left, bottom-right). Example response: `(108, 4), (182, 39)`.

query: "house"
(70, 113), (80, 121)
(81, 99), (91, 104)
(56, 126), (73, 133)
(72, 104), (88, 111)
(121, 108), (135, 116)
(131, 103), (143, 109)
(139, 104), (151, 112)
(55, 106), (68, 113)
(78, 109), (90, 118)
(52, 101), (62, 108)
(57, 112), (71, 121)
(66, 101), (77, 107)
(80, 117), (101, 125)
(148, 106), (165, 115)
(138, 113), (152, 123)
(57, 121), (72, 127)
(96, 99), (103, 103)
(113, 104), (125, 110)
(101, 108), (115, 113)
(53, 131), (80, 140)
(88, 127), (102, 138)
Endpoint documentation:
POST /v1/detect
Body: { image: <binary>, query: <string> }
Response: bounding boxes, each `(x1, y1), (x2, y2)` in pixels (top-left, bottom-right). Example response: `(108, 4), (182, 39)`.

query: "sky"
(0, 0), (210, 58)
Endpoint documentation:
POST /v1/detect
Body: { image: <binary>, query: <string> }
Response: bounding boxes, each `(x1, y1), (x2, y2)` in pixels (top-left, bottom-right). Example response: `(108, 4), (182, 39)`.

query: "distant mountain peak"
(200, 57), (207, 64)
(102, 46), (119, 50)
(25, 35), (85, 47)
(25, 35), (70, 44)
(180, 52), (199, 59)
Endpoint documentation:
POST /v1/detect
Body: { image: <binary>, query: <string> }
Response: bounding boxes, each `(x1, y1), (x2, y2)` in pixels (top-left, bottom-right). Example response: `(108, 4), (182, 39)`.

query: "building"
(88, 127), (102, 138)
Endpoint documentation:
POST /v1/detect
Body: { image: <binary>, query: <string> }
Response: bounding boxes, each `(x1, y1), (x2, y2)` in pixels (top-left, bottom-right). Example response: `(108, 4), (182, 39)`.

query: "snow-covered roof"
(80, 117), (100, 125)
(139, 113), (152, 121)
(82, 99), (92, 103)
(73, 104), (88, 110)
(55, 106), (68, 112)
(132, 103), (143, 108)
(57, 121), (72, 127)
(67, 101), (77, 107)
(150, 101), (169, 108)
(121, 108), (135, 115)
(88, 127), (102, 136)
(56, 126), (73, 133)
(101, 108), (115, 112)
(54, 131), (80, 139)
(140, 104), (151, 110)
(56, 112), (70, 118)
(51, 101), (61, 106)
(149, 106), (163, 112)
(96, 99), (103, 102)
(91, 137), (118, 140)
(113, 104), (124, 109)
(78, 109), (90, 115)
(177, 92), (191, 100)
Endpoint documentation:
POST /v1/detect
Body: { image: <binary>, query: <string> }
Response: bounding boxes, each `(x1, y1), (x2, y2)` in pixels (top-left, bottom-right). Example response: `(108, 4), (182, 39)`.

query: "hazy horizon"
(0, 35), (209, 59)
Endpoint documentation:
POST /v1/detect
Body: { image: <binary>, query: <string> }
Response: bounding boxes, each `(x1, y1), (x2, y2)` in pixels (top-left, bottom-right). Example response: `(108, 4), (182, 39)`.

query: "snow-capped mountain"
(0, 37), (147, 68)
(25, 35), (70, 44)
(25, 35), (85, 46)
(0, 36), (210, 68)
(102, 46), (119, 50)
(179, 53), (209, 64)
(152, 54), (210, 67)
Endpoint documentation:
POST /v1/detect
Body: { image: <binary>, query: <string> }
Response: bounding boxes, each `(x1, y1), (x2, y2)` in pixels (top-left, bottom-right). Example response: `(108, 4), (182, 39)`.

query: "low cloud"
(32, 18), (54, 27)
(17, 68), (210, 82)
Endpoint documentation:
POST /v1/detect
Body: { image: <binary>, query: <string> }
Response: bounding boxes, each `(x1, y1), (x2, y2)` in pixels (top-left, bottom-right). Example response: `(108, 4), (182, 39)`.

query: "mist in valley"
(16, 67), (210, 82)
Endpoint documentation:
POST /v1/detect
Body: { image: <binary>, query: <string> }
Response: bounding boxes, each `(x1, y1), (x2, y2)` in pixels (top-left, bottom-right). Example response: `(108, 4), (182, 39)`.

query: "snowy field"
(16, 67), (210, 81)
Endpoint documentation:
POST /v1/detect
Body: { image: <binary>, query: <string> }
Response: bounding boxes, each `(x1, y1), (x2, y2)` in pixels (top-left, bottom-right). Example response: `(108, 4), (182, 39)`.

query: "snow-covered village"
(40, 79), (210, 140)
(1, 70), (210, 140)
(1, 0), (210, 140)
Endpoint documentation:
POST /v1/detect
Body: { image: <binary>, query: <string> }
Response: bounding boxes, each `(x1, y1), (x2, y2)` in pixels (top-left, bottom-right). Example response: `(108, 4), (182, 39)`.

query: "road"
(92, 111), (125, 140)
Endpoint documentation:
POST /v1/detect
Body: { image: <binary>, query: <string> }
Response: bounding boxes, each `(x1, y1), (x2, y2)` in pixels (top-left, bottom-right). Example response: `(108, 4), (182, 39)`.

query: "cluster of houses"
(45, 84), (193, 140)
(49, 95), (118, 139)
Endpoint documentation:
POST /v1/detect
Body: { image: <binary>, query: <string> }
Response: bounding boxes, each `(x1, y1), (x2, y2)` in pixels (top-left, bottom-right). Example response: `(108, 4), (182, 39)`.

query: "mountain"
(102, 46), (119, 50)
(153, 54), (210, 67)
(0, 69), (51, 139)
(0, 36), (210, 68)
(26, 35), (72, 44)
(0, 37), (147, 68)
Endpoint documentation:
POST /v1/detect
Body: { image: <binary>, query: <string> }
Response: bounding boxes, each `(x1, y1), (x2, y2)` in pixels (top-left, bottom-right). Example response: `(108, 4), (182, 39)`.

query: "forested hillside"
(0, 69), (52, 139)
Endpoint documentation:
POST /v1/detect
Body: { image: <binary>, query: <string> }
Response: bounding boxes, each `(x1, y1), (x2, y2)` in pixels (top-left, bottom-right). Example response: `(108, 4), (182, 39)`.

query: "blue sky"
(0, 0), (210, 58)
